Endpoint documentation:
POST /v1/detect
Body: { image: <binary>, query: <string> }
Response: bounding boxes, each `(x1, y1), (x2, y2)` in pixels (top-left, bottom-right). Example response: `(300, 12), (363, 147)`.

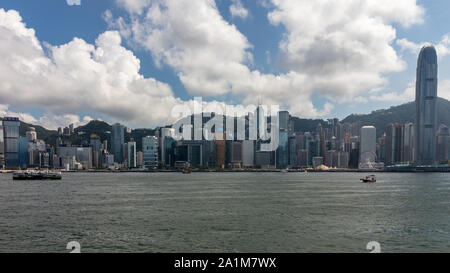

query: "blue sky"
(0, 0), (450, 129)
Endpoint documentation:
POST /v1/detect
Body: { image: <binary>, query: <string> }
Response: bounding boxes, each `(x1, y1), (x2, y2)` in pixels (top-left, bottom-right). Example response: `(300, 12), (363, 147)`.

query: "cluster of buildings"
(0, 45), (446, 171)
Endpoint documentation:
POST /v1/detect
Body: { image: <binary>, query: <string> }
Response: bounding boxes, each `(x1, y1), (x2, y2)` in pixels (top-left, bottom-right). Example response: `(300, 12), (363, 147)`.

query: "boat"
(360, 175), (376, 183)
(13, 170), (62, 180)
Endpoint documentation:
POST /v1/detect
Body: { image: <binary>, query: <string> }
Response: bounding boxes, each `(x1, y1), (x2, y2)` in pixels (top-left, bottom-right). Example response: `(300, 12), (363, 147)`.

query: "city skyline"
(2, 1), (450, 130)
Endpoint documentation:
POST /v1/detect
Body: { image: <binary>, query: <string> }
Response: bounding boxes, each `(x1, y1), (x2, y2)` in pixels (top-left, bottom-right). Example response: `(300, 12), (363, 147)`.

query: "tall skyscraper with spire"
(415, 45), (438, 166)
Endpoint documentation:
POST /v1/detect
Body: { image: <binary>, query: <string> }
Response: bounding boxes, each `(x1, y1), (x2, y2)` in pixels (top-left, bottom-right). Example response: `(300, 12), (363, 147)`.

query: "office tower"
(255, 151), (271, 168)
(436, 125), (450, 163)
(160, 128), (175, 166)
(3, 117), (20, 167)
(69, 124), (74, 134)
(143, 136), (158, 169)
(230, 141), (243, 168)
(403, 123), (414, 163)
(276, 111), (289, 168)
(215, 131), (226, 168)
(0, 123), (4, 168)
(127, 141), (137, 168)
(18, 136), (29, 168)
(242, 140), (254, 167)
(359, 126), (376, 169)
(164, 136), (176, 167)
(90, 134), (102, 168)
(296, 149), (308, 167)
(26, 127), (37, 142)
(288, 135), (297, 167)
(385, 124), (404, 166)
(415, 45), (438, 165)
(137, 151), (144, 168)
(57, 127), (63, 135)
(111, 123), (125, 163)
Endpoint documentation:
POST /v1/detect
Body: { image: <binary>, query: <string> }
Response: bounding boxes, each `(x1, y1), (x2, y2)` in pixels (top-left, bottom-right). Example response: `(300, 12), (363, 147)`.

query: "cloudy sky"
(1, 0), (450, 129)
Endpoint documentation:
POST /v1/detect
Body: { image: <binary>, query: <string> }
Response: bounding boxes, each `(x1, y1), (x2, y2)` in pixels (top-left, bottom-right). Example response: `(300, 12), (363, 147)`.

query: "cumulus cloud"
(66, 0), (81, 6)
(0, 8), (214, 128)
(109, 0), (424, 118)
(230, 0), (248, 19)
(397, 34), (450, 58)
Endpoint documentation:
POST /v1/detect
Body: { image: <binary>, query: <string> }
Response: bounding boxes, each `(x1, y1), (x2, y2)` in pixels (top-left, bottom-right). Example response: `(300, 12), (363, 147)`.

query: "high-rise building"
(436, 125), (450, 163)
(276, 111), (289, 168)
(111, 123), (125, 163)
(415, 45), (438, 165)
(160, 128), (175, 166)
(127, 141), (137, 168)
(0, 123), (4, 168)
(18, 136), (29, 168)
(215, 131), (226, 168)
(385, 124), (404, 166)
(90, 134), (102, 168)
(143, 136), (158, 169)
(242, 140), (254, 167)
(230, 141), (243, 168)
(403, 123), (414, 163)
(359, 126), (376, 169)
(3, 117), (20, 167)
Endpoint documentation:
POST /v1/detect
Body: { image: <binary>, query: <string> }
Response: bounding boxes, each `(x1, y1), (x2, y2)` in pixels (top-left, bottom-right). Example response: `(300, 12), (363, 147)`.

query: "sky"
(1, 0), (450, 129)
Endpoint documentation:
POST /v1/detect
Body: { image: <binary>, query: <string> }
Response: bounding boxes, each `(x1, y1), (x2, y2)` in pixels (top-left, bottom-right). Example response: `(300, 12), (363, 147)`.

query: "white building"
(359, 126), (377, 169)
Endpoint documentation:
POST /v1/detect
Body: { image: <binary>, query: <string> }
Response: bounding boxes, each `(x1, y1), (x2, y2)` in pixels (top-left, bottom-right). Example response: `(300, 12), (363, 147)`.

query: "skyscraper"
(143, 136), (158, 169)
(2, 117), (20, 167)
(0, 123), (4, 168)
(127, 140), (137, 168)
(359, 126), (376, 169)
(415, 45), (438, 165)
(111, 123), (125, 163)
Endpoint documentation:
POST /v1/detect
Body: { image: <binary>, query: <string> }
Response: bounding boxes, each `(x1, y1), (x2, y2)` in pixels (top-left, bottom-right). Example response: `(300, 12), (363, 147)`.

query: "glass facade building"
(415, 45), (438, 165)
(111, 123), (125, 163)
(143, 136), (158, 169)
(2, 117), (20, 167)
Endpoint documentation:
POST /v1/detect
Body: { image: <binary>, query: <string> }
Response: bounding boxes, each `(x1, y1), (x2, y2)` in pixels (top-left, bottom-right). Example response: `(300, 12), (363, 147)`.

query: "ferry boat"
(13, 170), (62, 180)
(182, 168), (192, 174)
(360, 175), (376, 183)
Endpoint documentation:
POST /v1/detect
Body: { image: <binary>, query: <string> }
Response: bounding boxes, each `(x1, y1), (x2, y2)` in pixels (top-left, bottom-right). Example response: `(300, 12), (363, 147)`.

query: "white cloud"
(66, 0), (81, 6)
(230, 0), (248, 19)
(0, 8), (216, 129)
(397, 34), (450, 58)
(110, 0), (424, 118)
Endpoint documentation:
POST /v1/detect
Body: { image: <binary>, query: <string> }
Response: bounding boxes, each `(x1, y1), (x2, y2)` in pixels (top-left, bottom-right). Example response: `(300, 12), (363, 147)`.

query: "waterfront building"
(215, 131), (226, 168)
(90, 134), (102, 168)
(415, 45), (438, 165)
(276, 112), (290, 168)
(2, 117), (20, 167)
(111, 123), (125, 163)
(160, 128), (175, 166)
(127, 140), (137, 168)
(359, 126), (377, 169)
(230, 141), (243, 168)
(255, 151), (271, 168)
(296, 149), (308, 168)
(143, 136), (158, 169)
(0, 124), (4, 168)
(385, 124), (404, 166)
(18, 136), (29, 168)
(242, 140), (254, 167)
(403, 123), (414, 163)
(436, 125), (450, 163)
(137, 151), (144, 168)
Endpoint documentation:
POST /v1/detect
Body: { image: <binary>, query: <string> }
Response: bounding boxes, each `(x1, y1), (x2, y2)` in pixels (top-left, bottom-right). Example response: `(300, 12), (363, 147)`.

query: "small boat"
(182, 168), (192, 174)
(13, 170), (62, 180)
(361, 175), (376, 183)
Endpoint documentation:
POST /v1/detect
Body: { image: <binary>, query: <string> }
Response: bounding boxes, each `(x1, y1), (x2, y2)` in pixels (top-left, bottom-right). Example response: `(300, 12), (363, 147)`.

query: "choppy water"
(0, 172), (450, 253)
